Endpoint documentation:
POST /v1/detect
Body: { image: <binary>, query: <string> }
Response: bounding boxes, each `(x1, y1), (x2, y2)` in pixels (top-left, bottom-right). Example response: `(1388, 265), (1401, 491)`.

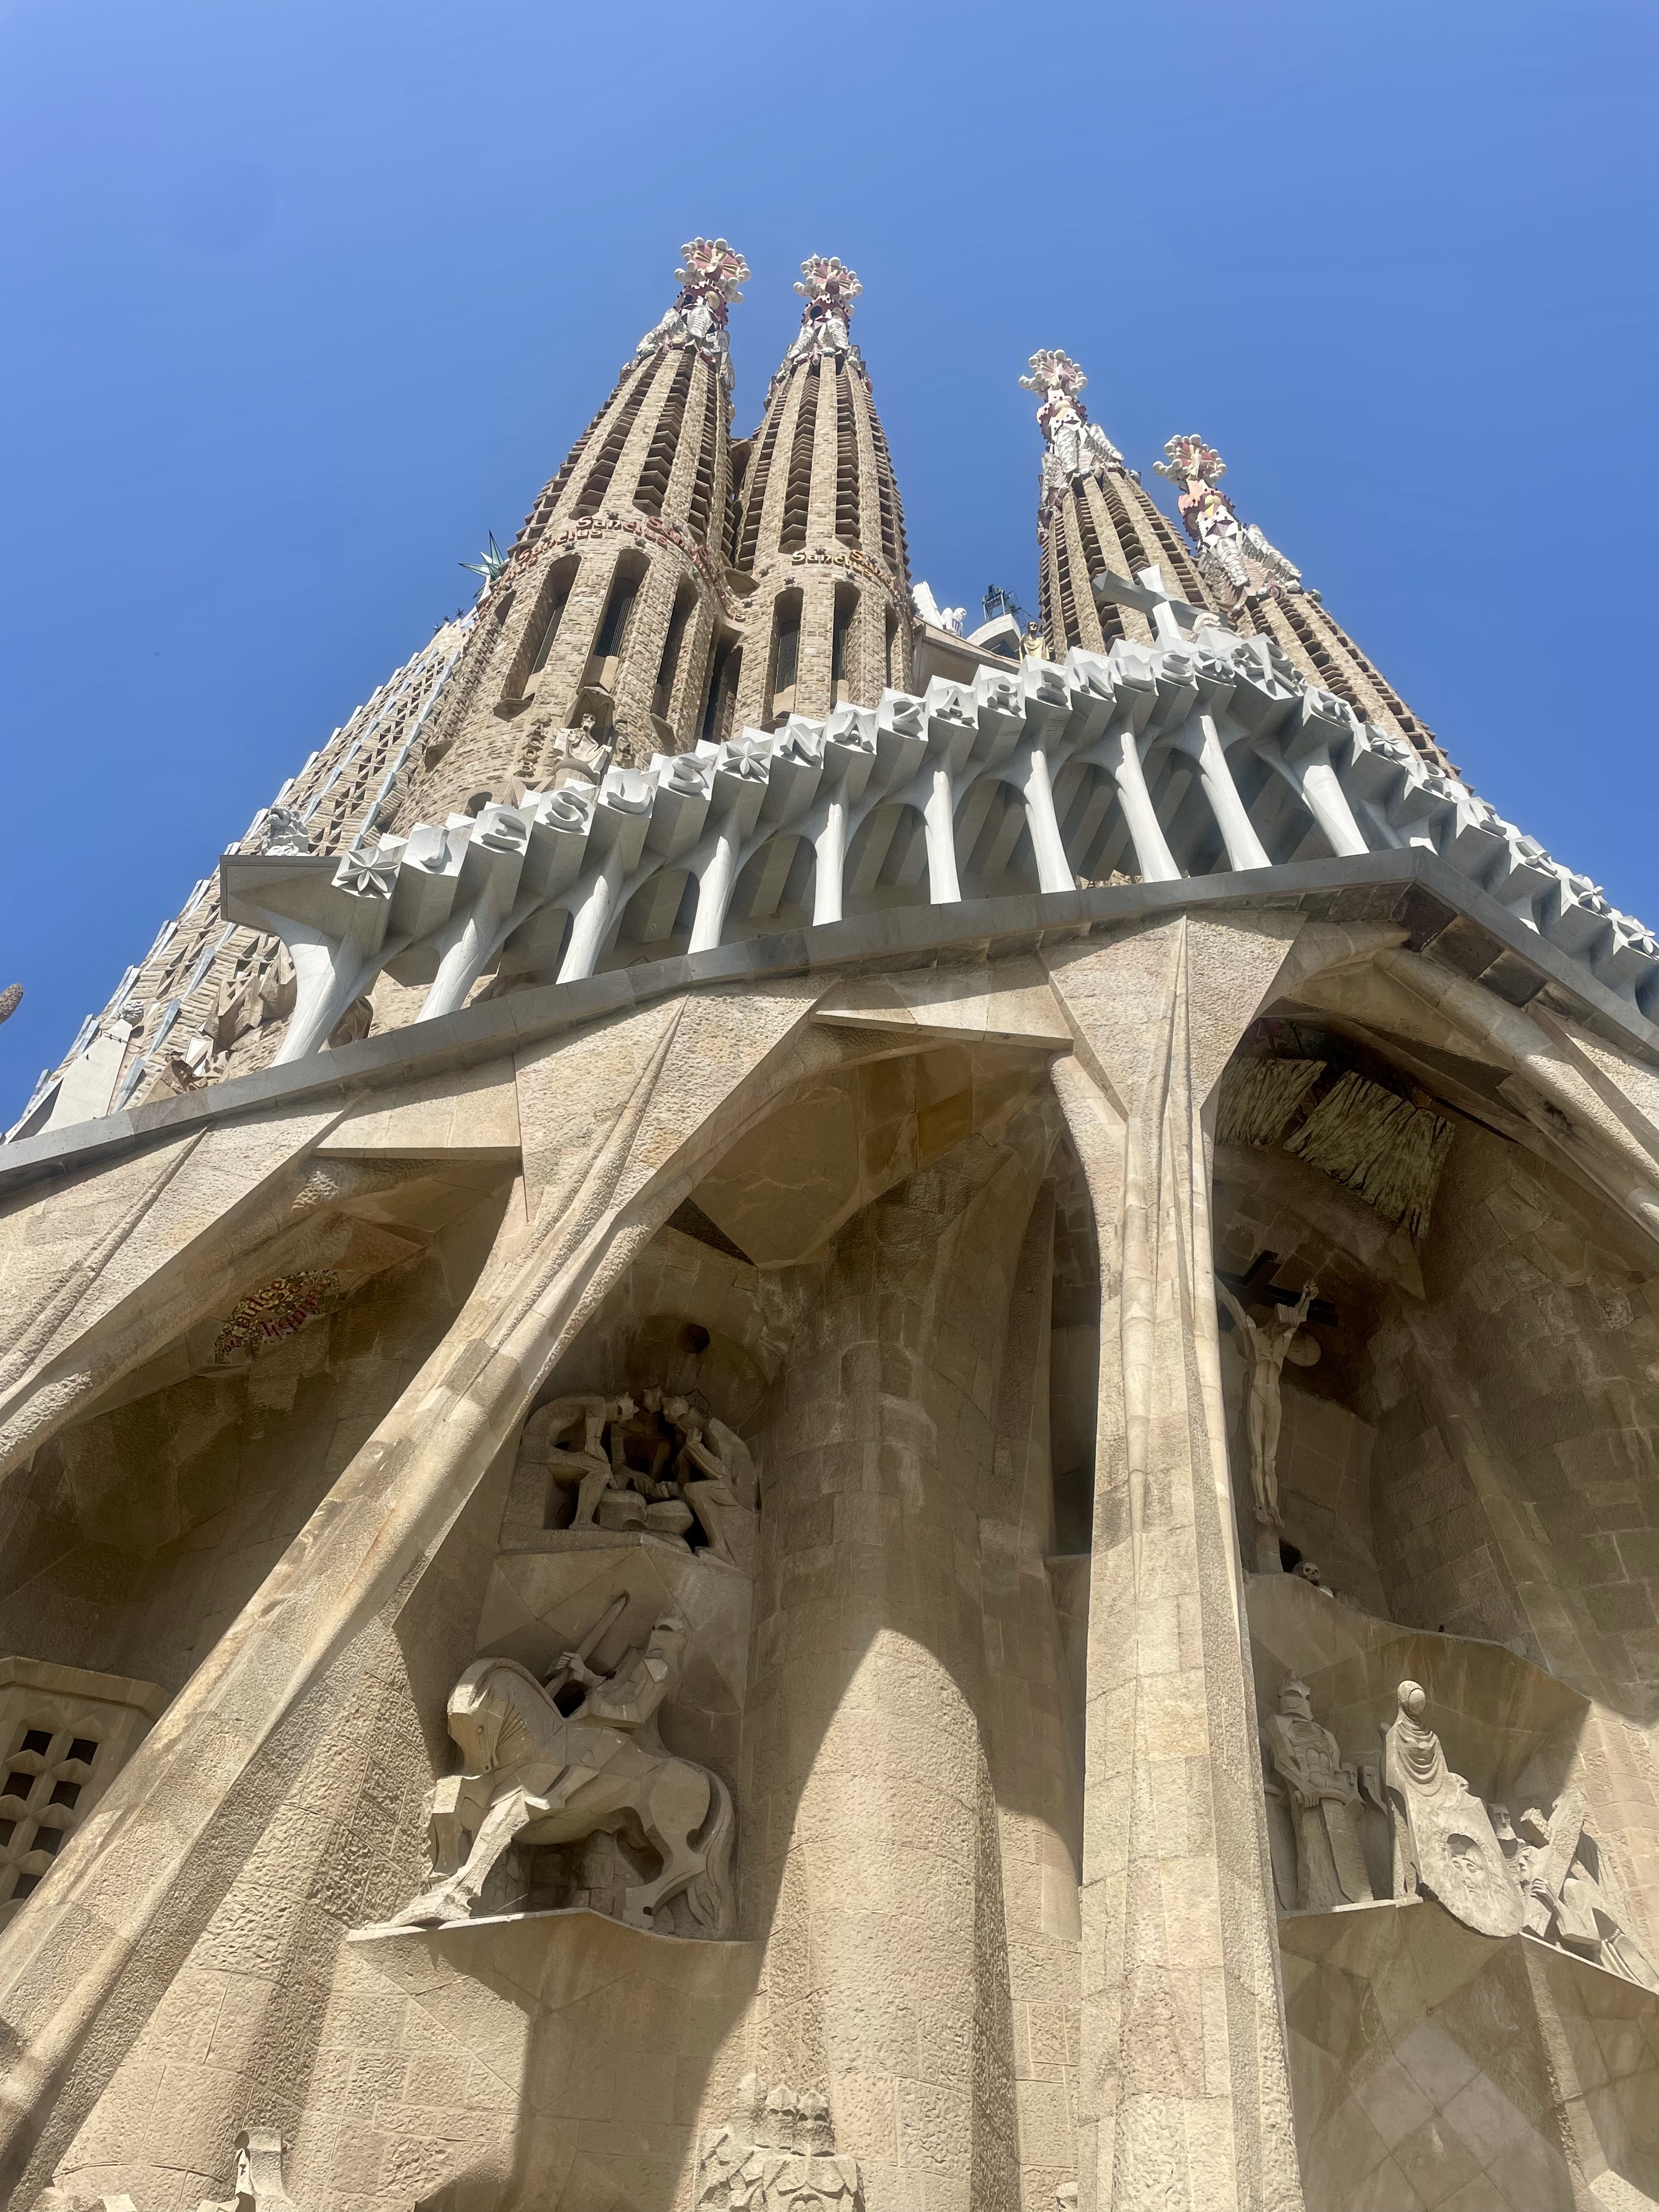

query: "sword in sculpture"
(541, 1592), (630, 1699)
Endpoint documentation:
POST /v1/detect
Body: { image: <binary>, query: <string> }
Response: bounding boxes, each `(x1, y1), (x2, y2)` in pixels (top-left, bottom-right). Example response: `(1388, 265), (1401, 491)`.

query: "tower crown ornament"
(1155, 429), (1303, 604)
(1021, 347), (1122, 505)
(630, 234), (749, 385)
(674, 236), (749, 315)
(783, 255), (864, 372)
(794, 254), (862, 318)
(1156, 433), (1226, 491)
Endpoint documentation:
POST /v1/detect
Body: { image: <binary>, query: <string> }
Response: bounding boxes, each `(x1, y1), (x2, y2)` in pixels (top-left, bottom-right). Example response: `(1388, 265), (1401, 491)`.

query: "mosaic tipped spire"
(1021, 348), (1122, 507)
(674, 236), (749, 319)
(1020, 347), (1089, 435)
(629, 235), (749, 387)
(1154, 431), (1302, 600)
(794, 253), (862, 323)
(1156, 433), (1226, 490)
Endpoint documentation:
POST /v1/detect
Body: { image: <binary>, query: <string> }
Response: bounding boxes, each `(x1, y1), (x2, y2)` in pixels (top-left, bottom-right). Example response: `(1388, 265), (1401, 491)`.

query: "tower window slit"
(883, 608), (899, 689)
(831, 585), (858, 703)
(701, 640), (741, 745)
(634, 350), (696, 518)
(770, 591), (803, 724)
(686, 371), (720, 544)
(654, 589), (696, 723)
(835, 371), (860, 547)
(585, 566), (641, 692)
(736, 403), (786, 572)
(573, 360), (658, 518)
(778, 370), (820, 553)
(500, 556), (578, 704)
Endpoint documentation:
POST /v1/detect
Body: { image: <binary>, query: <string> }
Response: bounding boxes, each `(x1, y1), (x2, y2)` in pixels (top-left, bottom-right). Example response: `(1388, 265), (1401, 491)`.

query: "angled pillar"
(1042, 912), (1348, 2212)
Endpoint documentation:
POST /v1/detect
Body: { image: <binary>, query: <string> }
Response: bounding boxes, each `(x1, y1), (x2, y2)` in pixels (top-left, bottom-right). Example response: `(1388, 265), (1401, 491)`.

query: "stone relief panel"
(0, 1657), (167, 1922)
(501, 1381), (758, 1571)
(1250, 1581), (1659, 1994)
(1493, 1791), (1659, 1993)
(380, 1602), (736, 1938)
(697, 2076), (865, 2211)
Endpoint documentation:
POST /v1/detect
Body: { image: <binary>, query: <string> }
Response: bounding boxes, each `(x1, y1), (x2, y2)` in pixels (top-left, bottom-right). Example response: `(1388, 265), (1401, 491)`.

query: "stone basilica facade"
(2, 242), (1658, 2212)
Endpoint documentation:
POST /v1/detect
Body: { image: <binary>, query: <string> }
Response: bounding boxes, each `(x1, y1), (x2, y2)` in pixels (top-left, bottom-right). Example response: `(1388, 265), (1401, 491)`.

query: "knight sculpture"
(390, 1605), (735, 1937)
(1265, 1675), (1375, 1910)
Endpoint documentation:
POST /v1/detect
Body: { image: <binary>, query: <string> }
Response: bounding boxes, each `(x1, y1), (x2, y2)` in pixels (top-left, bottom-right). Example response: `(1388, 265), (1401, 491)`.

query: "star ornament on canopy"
(1156, 433), (1227, 490)
(794, 255), (862, 320)
(675, 237), (749, 317)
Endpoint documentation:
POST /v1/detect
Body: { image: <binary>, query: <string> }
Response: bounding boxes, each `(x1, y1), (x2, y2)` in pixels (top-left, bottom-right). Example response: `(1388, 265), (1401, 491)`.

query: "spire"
(1155, 432), (1451, 769)
(1154, 435), (1301, 606)
(628, 236), (749, 391)
(395, 237), (754, 820)
(1022, 349), (1205, 658)
(726, 255), (912, 731)
(1020, 349), (1125, 513)
(782, 255), (864, 373)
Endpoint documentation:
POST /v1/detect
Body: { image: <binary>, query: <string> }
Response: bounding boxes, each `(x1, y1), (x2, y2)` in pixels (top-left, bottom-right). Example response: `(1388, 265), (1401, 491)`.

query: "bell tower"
(1155, 433), (1451, 768)
(726, 256), (912, 735)
(1023, 348), (1208, 655)
(398, 238), (750, 824)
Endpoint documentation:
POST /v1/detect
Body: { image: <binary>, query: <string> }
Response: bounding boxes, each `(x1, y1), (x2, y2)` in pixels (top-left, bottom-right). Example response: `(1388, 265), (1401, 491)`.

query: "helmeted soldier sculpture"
(1265, 1675), (1375, 1910)
(388, 1603), (735, 1936)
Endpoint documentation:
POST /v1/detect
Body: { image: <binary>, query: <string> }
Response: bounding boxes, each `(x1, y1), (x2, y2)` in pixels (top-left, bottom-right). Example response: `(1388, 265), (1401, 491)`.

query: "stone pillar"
(1043, 914), (1315, 2212)
(743, 1119), (1053, 2212)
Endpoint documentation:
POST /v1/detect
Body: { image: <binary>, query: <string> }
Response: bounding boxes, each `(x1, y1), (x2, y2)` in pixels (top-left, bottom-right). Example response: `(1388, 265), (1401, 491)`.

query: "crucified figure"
(1216, 1279), (1317, 1526)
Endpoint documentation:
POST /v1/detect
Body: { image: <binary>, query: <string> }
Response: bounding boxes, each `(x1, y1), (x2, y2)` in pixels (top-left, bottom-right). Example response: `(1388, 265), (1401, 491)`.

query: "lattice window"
(867, 404), (907, 580)
(1099, 476), (1155, 582)
(0, 1657), (166, 1921)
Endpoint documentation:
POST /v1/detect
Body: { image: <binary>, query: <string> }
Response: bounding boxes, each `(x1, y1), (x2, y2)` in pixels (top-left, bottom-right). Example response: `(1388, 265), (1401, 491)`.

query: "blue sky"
(2, 0), (1655, 1113)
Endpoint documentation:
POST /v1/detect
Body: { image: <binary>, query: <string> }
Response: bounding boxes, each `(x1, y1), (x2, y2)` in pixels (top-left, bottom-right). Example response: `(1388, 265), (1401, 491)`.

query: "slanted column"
(1042, 913), (1322, 2212)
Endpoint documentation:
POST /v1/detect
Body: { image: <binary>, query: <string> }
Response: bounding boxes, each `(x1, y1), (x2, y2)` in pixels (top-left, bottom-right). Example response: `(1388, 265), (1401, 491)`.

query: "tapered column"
(1042, 914), (1314, 2212)
(744, 1121), (1054, 2211)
